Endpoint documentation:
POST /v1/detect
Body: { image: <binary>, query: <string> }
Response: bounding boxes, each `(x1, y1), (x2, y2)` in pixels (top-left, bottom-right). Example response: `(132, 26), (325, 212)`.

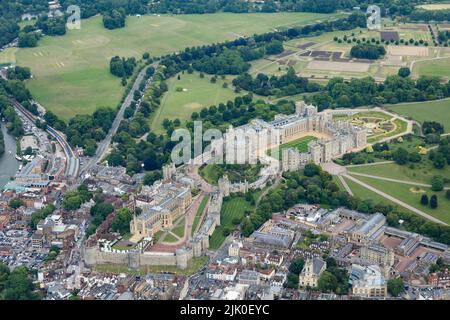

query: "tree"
(350, 43), (386, 59)
(317, 271), (338, 292)
(111, 208), (133, 235)
(285, 273), (299, 289)
(398, 67), (411, 78)
(387, 278), (405, 297)
(288, 258), (305, 275)
(420, 194), (429, 206)
(8, 198), (24, 209)
(430, 195), (438, 209)
(393, 148), (409, 165)
(431, 175), (444, 191)
(304, 163), (321, 177)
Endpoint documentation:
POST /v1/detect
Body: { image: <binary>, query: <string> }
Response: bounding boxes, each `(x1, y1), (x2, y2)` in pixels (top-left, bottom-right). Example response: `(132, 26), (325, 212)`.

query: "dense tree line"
(6, 66), (31, 81)
(103, 8), (126, 30)
(350, 43), (386, 60)
(410, 9), (450, 22)
(65, 107), (116, 156)
(147, 0), (432, 17)
(0, 263), (40, 300)
(0, 0), (49, 48)
(232, 67), (319, 97)
(0, 80), (25, 137)
(234, 72), (450, 108)
(59, 0), (149, 19)
(36, 15), (66, 36)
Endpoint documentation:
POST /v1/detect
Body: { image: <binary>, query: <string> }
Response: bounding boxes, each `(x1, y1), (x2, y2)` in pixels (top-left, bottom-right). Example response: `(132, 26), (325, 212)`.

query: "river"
(0, 123), (20, 187)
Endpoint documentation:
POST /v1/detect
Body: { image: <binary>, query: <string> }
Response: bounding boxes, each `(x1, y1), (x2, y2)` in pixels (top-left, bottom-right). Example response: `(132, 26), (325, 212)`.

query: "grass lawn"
(0, 48), (18, 65)
(151, 72), (238, 133)
(153, 230), (163, 243)
(145, 256), (209, 276)
(269, 135), (318, 159)
(1, 12), (338, 120)
(386, 99), (450, 132)
(191, 195), (210, 236)
(209, 196), (254, 250)
(413, 57), (450, 80)
(347, 161), (450, 187)
(350, 175), (450, 224)
(416, 4), (450, 10)
(93, 256), (209, 276)
(172, 218), (185, 238)
(343, 175), (415, 214)
(162, 233), (179, 243)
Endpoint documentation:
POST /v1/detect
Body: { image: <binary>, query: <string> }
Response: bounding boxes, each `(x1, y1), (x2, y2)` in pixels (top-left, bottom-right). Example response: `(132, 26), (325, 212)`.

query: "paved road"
(343, 173), (448, 226)
(345, 161), (394, 168)
(348, 171), (450, 190)
(80, 62), (159, 176)
(337, 175), (353, 196)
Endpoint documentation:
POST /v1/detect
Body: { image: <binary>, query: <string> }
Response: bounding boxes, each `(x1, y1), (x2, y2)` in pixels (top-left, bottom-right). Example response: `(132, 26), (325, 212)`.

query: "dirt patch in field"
(383, 55), (407, 66)
(306, 60), (371, 72)
(397, 23), (428, 31)
(409, 187), (426, 194)
(387, 45), (429, 57)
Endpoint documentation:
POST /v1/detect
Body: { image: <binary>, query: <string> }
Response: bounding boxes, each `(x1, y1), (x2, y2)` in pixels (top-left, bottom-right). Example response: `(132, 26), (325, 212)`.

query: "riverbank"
(0, 123), (19, 187)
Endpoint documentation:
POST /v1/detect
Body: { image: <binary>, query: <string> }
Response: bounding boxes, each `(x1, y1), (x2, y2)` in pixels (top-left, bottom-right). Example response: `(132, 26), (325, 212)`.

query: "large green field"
(1, 12), (338, 121)
(350, 174), (450, 225)
(412, 57), (450, 80)
(347, 161), (450, 187)
(151, 72), (238, 133)
(387, 99), (450, 132)
(209, 196), (254, 250)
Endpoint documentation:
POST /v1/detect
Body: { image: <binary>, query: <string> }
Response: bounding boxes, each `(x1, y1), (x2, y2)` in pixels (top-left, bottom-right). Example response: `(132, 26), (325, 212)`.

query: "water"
(0, 123), (19, 187)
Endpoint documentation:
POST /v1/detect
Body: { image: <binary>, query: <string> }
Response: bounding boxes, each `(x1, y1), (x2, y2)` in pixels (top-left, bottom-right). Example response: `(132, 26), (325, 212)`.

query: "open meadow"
(150, 72), (238, 133)
(386, 99), (450, 131)
(0, 12), (338, 121)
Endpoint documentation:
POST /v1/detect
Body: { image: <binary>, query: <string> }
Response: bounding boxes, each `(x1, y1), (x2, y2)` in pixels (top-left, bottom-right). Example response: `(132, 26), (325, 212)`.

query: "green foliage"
(0, 264), (40, 300)
(288, 258), (305, 275)
(62, 184), (93, 211)
(8, 198), (24, 209)
(350, 43), (386, 60)
(317, 258), (349, 295)
(111, 208), (133, 235)
(387, 278), (405, 297)
(30, 204), (56, 230)
(431, 175), (444, 191)
(110, 56), (136, 78)
(103, 8), (126, 30)
(398, 67), (411, 78)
